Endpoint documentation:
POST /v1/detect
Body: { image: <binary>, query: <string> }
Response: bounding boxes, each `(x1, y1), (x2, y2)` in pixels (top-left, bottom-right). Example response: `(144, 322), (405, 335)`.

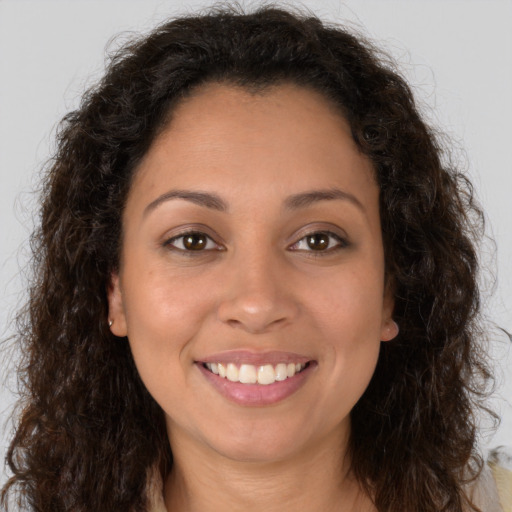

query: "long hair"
(1, 5), (492, 511)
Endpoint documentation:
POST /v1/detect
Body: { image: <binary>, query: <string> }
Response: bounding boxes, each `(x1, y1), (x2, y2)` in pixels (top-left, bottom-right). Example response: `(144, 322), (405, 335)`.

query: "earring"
(382, 320), (399, 341)
(108, 319), (113, 328)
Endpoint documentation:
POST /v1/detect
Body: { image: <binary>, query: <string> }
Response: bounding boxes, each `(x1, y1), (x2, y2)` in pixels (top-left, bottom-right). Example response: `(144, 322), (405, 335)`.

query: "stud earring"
(108, 319), (113, 327)
(382, 320), (399, 341)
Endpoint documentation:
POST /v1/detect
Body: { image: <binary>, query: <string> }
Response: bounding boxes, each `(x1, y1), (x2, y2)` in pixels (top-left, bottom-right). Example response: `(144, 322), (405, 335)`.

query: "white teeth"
(275, 363), (288, 381)
(226, 363), (239, 382)
(204, 361), (307, 384)
(239, 364), (257, 384)
(257, 364), (275, 385)
(205, 362), (220, 374)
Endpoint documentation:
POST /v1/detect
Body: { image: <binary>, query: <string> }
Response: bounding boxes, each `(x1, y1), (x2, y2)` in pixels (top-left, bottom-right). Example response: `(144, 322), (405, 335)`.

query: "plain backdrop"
(1, 0), (511, 489)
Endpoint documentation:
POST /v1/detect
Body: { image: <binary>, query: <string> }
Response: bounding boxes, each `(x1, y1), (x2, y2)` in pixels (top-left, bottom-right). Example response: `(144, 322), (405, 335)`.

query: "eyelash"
(288, 231), (348, 255)
(164, 229), (348, 256)
(164, 230), (222, 254)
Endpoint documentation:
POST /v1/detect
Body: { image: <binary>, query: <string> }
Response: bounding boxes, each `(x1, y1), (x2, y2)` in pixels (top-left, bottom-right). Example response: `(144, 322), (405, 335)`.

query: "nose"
(216, 250), (299, 334)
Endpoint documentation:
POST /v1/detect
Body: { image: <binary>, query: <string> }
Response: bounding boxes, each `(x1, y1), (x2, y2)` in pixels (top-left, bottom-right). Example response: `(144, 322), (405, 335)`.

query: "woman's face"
(108, 83), (397, 463)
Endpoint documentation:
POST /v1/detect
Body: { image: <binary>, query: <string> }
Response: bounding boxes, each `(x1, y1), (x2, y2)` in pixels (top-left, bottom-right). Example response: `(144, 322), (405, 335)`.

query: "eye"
(289, 231), (347, 253)
(165, 231), (221, 252)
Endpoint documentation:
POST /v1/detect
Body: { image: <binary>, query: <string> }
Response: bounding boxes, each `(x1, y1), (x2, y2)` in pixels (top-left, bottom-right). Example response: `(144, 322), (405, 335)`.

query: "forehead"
(154, 82), (354, 156)
(128, 82), (378, 215)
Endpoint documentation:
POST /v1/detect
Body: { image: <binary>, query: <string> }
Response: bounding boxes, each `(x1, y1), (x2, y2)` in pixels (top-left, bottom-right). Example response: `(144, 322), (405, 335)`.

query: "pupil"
(184, 234), (206, 250)
(307, 233), (329, 250)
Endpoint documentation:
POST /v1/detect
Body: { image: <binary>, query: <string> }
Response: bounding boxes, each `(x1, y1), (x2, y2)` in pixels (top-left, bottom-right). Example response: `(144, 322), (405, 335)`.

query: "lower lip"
(197, 363), (315, 407)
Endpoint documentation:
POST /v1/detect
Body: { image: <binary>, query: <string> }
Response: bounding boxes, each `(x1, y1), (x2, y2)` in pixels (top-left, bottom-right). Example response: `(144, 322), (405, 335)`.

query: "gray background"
(1, 0), (511, 489)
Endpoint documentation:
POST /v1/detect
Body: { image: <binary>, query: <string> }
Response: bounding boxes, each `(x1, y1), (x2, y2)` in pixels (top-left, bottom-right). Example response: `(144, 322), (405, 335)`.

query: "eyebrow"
(143, 187), (365, 217)
(283, 188), (365, 212)
(144, 190), (228, 216)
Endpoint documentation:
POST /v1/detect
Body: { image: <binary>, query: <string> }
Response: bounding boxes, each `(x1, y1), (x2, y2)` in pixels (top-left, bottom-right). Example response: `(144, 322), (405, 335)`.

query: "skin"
(108, 83), (398, 512)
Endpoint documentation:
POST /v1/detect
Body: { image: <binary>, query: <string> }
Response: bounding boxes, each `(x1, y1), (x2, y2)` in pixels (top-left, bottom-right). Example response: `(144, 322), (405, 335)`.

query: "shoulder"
(146, 464), (167, 512)
(468, 461), (508, 512)
(487, 447), (512, 512)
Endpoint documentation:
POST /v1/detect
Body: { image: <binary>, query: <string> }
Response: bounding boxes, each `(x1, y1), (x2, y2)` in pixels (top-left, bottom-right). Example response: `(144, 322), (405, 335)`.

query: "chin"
(202, 415), (325, 465)
(214, 436), (304, 464)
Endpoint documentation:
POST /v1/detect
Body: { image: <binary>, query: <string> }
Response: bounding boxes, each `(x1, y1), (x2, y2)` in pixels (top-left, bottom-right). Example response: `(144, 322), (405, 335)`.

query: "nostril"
(216, 284), (299, 334)
(225, 316), (288, 334)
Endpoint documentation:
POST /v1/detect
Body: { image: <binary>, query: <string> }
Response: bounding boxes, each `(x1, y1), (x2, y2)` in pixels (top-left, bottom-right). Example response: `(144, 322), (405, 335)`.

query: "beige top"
(146, 463), (506, 512)
(470, 463), (506, 512)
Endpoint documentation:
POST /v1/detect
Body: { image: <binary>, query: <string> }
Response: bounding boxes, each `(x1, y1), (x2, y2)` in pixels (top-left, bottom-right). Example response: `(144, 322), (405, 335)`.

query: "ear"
(107, 272), (128, 337)
(380, 282), (399, 342)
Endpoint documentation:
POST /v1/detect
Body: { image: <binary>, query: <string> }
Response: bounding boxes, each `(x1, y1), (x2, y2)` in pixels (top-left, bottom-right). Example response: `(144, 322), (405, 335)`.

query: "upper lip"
(197, 350), (313, 366)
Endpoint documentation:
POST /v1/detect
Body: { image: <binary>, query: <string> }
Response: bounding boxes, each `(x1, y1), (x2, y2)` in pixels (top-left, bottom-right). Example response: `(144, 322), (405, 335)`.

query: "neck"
(163, 426), (374, 512)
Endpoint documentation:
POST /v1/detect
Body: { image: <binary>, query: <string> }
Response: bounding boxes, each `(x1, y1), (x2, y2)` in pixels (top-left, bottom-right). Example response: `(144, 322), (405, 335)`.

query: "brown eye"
(289, 230), (347, 254)
(166, 231), (219, 252)
(306, 233), (330, 251)
(183, 233), (207, 250)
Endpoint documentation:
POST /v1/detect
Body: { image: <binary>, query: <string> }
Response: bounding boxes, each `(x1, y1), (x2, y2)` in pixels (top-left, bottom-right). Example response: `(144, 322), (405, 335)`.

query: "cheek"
(308, 267), (384, 405)
(120, 263), (214, 392)
(311, 264), (386, 340)
(123, 259), (212, 333)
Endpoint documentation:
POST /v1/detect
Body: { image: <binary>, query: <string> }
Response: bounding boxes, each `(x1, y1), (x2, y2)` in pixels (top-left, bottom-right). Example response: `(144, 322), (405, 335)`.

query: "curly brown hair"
(1, 5), (493, 512)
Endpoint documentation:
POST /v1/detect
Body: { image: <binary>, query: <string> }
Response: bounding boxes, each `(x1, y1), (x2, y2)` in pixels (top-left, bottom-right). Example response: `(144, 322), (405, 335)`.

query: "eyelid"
(161, 224), (349, 255)
(162, 226), (225, 253)
(287, 228), (350, 253)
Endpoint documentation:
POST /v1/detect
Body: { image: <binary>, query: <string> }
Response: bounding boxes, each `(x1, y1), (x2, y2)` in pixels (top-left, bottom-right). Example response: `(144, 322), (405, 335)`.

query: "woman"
(0, 5), (502, 511)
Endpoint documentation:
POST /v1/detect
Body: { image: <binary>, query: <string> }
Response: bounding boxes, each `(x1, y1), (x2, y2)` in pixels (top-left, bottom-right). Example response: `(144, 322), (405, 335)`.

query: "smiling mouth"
(202, 361), (310, 385)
